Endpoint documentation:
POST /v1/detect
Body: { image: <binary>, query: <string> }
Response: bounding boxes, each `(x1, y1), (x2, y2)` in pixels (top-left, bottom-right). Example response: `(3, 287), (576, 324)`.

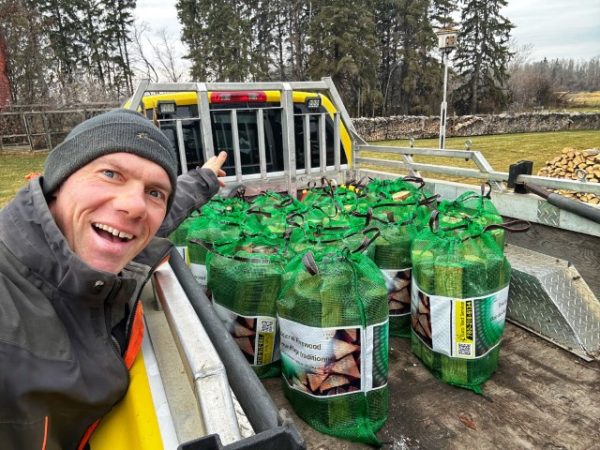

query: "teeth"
(94, 223), (134, 240)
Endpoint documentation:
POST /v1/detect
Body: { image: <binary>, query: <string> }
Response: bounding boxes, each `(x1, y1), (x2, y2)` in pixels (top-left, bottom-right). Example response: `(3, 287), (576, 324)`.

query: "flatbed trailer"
(92, 79), (599, 450)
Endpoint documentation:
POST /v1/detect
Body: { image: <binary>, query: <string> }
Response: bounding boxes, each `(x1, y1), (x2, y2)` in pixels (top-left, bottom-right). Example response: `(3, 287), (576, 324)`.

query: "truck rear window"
(150, 102), (346, 175)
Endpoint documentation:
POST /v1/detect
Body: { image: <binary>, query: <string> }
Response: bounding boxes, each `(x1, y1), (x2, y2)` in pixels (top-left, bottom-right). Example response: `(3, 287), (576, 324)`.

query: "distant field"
(565, 91), (600, 108)
(524, 91), (600, 113)
(1, 129), (599, 207)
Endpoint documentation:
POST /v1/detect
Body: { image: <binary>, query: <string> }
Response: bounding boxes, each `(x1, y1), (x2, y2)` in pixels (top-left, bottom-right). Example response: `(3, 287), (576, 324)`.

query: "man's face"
(49, 152), (172, 274)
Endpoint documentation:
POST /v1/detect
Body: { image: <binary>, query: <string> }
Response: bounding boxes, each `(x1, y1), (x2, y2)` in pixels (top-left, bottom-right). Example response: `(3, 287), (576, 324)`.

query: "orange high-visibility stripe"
(78, 301), (146, 449)
(124, 302), (145, 369)
(77, 420), (99, 450)
(41, 416), (49, 450)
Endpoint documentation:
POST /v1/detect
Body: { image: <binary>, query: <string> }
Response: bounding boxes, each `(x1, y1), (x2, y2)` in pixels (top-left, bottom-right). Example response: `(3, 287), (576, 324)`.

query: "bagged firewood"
(187, 214), (242, 290)
(184, 195), (249, 288)
(366, 207), (429, 338)
(167, 214), (198, 265)
(410, 215), (526, 393)
(277, 247), (388, 445)
(437, 184), (505, 249)
(207, 236), (289, 378)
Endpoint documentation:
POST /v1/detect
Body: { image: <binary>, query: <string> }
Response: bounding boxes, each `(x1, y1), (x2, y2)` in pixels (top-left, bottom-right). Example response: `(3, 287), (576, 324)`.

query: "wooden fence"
(0, 103), (119, 152)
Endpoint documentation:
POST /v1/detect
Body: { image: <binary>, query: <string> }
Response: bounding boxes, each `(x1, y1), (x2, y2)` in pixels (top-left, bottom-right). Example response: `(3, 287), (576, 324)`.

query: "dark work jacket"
(0, 168), (219, 449)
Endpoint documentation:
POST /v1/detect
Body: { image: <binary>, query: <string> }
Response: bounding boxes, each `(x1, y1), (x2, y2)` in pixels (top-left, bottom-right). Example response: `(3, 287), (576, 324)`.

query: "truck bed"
(263, 323), (600, 450)
(147, 235), (600, 450)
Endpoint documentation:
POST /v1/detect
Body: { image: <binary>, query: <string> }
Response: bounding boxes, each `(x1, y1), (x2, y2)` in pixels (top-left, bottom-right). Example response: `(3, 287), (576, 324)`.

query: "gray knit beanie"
(43, 108), (178, 207)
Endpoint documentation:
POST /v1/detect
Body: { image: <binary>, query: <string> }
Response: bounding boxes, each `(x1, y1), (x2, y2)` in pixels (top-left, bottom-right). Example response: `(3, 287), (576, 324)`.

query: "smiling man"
(49, 152), (173, 274)
(0, 109), (226, 449)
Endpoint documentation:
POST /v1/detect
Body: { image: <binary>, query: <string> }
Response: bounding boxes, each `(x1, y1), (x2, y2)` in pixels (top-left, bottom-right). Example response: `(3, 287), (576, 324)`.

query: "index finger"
(215, 151), (228, 168)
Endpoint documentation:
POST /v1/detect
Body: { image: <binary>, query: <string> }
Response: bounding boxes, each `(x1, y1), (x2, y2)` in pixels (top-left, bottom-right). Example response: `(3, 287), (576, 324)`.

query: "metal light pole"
(436, 29), (458, 149)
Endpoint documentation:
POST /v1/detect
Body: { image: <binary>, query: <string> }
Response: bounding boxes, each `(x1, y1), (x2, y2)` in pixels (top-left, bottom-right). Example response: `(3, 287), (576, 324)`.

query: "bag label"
(382, 268), (411, 317)
(213, 302), (279, 366)
(411, 278), (508, 359)
(278, 317), (388, 398)
(175, 245), (189, 266)
(189, 263), (207, 286)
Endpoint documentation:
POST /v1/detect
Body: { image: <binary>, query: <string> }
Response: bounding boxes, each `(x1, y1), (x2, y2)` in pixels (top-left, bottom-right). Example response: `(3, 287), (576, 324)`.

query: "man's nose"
(113, 183), (148, 219)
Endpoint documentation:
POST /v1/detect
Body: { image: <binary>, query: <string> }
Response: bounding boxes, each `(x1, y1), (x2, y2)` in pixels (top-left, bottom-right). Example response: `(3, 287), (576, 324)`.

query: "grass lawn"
(0, 152), (48, 207)
(373, 130), (600, 184)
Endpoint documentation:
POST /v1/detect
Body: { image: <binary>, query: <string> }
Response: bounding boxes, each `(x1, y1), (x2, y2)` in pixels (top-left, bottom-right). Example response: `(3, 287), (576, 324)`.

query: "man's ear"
(46, 184), (62, 207)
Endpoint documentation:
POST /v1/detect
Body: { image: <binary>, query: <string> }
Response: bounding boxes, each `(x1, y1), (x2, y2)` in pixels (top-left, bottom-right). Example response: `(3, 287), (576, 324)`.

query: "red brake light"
(210, 91), (267, 104)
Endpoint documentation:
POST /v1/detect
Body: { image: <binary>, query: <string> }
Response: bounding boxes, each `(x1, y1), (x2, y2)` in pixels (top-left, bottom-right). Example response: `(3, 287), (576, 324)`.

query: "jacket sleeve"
(156, 167), (220, 238)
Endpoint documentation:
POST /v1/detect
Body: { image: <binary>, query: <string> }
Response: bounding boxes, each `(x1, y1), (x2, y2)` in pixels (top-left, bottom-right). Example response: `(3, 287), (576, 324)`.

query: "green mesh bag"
(368, 210), (427, 338)
(301, 203), (368, 230)
(410, 215), (513, 393)
(200, 192), (249, 217)
(299, 177), (338, 205)
(207, 236), (289, 379)
(366, 178), (436, 224)
(241, 205), (312, 240)
(437, 184), (505, 249)
(320, 181), (373, 214)
(167, 214), (198, 265)
(187, 214), (243, 289)
(363, 176), (426, 204)
(241, 209), (287, 238)
(248, 191), (306, 217)
(299, 178), (371, 220)
(288, 222), (378, 262)
(277, 249), (389, 445)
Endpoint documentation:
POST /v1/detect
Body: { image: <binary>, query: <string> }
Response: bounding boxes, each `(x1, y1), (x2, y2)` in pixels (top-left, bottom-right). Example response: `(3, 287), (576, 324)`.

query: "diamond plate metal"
(506, 244), (600, 360)
(537, 201), (561, 227)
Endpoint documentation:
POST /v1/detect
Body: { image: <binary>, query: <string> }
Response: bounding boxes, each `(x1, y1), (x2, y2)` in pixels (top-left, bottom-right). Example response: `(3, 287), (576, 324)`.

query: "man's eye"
(103, 170), (117, 178)
(149, 190), (165, 200)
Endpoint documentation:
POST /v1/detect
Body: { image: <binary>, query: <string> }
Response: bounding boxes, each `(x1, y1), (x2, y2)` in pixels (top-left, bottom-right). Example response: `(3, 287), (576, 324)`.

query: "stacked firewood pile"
(537, 148), (600, 205)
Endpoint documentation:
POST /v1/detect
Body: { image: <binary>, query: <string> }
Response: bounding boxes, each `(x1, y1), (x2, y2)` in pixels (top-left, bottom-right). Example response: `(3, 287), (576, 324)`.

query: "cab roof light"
(210, 91), (267, 104)
(157, 101), (176, 115)
(306, 96), (321, 110)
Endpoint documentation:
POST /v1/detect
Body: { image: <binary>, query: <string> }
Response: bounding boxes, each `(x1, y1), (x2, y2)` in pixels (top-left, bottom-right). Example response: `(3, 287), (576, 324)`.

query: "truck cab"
(137, 88), (351, 177)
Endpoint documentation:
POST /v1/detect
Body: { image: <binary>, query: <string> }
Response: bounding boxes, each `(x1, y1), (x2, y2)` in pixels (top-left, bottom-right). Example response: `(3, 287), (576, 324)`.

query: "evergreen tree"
(308, 0), (379, 116)
(374, 0), (402, 114)
(177, 0), (253, 81)
(374, 0), (444, 115)
(429, 0), (457, 28)
(1, 0), (50, 104)
(79, 0), (107, 88)
(24, 0), (136, 101)
(103, 0), (136, 95)
(285, 0), (312, 80)
(246, 0), (277, 81)
(268, 0), (311, 81)
(452, 0), (513, 114)
(32, 0), (89, 91)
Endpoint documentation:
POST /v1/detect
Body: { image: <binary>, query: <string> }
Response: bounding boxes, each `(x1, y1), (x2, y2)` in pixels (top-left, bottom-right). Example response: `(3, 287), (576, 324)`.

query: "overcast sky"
(135, 0), (600, 62)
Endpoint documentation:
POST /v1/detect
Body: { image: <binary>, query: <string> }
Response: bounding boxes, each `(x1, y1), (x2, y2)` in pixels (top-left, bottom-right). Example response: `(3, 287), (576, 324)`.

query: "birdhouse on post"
(436, 28), (458, 52)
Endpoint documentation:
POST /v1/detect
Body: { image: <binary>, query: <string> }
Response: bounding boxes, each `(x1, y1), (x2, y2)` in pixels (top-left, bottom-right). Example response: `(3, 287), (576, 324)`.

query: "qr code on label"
(260, 320), (274, 333)
(457, 343), (472, 356)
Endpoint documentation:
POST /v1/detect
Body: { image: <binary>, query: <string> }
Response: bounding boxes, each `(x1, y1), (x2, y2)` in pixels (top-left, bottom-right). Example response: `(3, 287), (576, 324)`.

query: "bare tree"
(507, 41), (536, 110)
(148, 28), (185, 82)
(130, 20), (160, 82)
(129, 21), (188, 83)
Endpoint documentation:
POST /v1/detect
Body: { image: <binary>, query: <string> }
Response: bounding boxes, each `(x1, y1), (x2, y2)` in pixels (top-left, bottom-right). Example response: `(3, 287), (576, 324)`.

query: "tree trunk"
(0, 28), (11, 109)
